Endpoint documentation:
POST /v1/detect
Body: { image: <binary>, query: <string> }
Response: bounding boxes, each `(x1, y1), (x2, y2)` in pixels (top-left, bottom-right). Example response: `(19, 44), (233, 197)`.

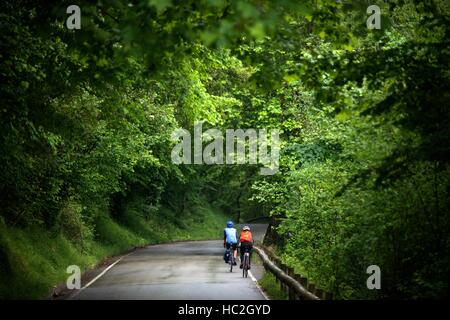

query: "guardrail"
(254, 245), (334, 300)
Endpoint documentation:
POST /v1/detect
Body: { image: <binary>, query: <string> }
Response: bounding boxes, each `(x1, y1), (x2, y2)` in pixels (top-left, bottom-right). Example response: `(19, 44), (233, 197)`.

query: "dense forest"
(0, 0), (449, 299)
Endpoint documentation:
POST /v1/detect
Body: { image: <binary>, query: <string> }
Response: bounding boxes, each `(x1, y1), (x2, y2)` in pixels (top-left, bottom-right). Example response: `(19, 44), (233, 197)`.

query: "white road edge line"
(69, 252), (133, 299)
(237, 255), (270, 300)
(248, 270), (270, 300)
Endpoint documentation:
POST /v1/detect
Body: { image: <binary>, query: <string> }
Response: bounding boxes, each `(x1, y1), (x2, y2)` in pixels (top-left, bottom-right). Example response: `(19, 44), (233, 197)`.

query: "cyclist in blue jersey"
(223, 220), (238, 265)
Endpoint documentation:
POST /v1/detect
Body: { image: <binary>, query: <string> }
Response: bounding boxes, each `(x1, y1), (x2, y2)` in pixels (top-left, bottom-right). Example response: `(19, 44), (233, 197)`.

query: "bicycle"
(241, 247), (250, 278)
(228, 250), (235, 272)
(225, 245), (237, 272)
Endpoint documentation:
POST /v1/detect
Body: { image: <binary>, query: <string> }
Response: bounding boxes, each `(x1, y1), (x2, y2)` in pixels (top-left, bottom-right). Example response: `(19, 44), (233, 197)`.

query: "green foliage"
(0, 197), (225, 299)
(0, 0), (448, 300)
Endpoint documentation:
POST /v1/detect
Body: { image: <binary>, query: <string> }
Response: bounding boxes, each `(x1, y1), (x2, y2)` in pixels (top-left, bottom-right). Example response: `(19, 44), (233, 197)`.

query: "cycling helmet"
(226, 220), (234, 228)
(242, 225), (251, 231)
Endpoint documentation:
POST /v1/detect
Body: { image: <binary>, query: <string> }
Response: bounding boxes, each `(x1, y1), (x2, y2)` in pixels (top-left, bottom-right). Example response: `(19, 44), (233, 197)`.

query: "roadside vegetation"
(0, 197), (225, 299)
(250, 252), (287, 300)
(258, 272), (288, 301)
(1, 1), (448, 299)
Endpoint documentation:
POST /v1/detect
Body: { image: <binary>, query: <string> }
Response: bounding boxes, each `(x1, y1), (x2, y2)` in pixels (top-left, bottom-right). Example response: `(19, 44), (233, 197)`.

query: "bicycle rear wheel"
(229, 253), (233, 272)
(243, 254), (249, 278)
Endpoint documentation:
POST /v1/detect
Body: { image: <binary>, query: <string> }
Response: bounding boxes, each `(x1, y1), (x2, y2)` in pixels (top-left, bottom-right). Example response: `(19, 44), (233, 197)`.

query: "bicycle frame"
(227, 246), (237, 272)
(241, 247), (251, 278)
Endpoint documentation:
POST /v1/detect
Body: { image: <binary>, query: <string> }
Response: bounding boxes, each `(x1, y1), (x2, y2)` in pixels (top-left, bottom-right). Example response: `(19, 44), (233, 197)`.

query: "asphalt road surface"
(68, 224), (269, 300)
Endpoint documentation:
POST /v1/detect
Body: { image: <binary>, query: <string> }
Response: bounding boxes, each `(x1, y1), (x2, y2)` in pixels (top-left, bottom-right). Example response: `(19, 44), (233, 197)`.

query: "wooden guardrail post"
(307, 283), (316, 295)
(280, 264), (287, 295)
(293, 275), (307, 300)
(314, 288), (325, 299)
(299, 276), (308, 288)
(286, 267), (296, 300)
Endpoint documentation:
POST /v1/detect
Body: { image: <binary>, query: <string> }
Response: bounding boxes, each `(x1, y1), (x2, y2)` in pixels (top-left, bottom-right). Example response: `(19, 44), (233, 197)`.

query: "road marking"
(248, 270), (270, 300)
(239, 253), (269, 300)
(69, 252), (133, 299)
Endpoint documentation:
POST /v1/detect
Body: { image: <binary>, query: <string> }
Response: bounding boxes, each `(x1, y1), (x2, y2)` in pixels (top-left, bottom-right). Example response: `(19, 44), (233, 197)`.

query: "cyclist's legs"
(226, 243), (238, 261)
(240, 242), (252, 265)
(231, 243), (238, 258)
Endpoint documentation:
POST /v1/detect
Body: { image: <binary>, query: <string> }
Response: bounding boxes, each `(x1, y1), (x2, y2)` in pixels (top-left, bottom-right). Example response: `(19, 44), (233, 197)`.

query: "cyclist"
(239, 225), (253, 269)
(223, 220), (238, 265)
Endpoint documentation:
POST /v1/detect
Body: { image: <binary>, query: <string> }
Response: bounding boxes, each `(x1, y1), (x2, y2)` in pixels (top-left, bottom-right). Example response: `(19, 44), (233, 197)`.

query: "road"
(67, 224), (268, 300)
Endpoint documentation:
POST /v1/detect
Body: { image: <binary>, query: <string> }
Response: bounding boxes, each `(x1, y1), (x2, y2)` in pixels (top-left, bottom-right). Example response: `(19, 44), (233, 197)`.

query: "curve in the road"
(69, 224), (269, 300)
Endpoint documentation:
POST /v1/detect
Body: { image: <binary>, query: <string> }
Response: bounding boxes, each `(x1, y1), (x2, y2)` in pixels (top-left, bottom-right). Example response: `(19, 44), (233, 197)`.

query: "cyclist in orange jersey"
(238, 225), (253, 269)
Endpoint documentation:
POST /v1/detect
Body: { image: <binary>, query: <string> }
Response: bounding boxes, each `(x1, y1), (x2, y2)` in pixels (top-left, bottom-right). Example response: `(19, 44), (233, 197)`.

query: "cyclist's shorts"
(226, 243), (238, 250)
(240, 242), (253, 252)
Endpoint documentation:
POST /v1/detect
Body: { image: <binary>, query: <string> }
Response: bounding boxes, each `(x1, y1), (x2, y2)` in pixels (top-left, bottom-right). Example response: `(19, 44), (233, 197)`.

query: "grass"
(250, 253), (288, 300)
(258, 271), (288, 300)
(0, 197), (227, 299)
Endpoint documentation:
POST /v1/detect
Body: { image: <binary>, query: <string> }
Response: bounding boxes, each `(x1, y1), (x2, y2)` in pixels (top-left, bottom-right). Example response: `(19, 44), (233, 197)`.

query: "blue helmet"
(226, 220), (234, 228)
